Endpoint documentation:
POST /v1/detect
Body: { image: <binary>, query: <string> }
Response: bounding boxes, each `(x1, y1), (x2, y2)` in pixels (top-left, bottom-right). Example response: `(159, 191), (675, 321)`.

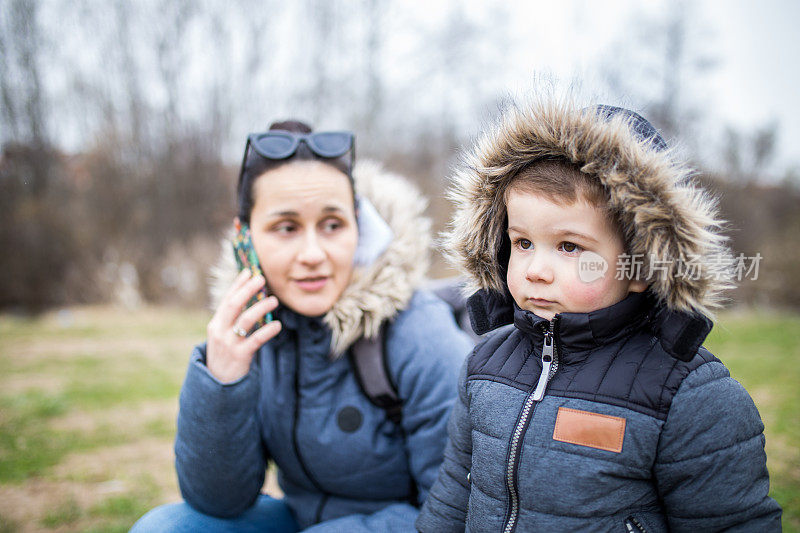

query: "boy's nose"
(525, 253), (554, 283)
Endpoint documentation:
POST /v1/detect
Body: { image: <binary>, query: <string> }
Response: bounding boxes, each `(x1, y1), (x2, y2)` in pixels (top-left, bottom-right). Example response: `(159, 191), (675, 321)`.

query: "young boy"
(416, 99), (782, 532)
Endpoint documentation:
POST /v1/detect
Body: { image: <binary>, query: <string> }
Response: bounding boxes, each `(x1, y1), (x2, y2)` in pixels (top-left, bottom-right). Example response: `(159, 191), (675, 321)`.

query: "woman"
(131, 121), (472, 532)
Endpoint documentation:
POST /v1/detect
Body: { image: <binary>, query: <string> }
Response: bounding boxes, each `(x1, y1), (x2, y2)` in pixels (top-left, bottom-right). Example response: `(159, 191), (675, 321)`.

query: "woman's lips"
(294, 276), (329, 292)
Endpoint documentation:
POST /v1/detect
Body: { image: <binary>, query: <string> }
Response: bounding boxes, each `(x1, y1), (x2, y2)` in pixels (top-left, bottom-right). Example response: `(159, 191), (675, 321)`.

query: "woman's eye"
(515, 238), (532, 250)
(321, 219), (343, 232)
(273, 222), (297, 234)
(560, 241), (581, 253)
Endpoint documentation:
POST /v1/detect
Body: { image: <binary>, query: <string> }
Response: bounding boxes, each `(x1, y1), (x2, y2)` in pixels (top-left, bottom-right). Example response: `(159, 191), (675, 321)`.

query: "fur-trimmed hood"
(443, 95), (733, 318)
(211, 160), (431, 356)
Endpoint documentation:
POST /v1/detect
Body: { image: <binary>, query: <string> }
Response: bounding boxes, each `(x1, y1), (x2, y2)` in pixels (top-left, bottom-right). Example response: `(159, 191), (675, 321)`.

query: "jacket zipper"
(503, 319), (559, 533)
(625, 516), (647, 533)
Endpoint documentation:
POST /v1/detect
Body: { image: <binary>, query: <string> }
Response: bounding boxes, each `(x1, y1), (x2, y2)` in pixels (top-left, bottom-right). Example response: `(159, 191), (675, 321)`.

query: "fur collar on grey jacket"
(210, 160), (431, 357)
(443, 95), (733, 318)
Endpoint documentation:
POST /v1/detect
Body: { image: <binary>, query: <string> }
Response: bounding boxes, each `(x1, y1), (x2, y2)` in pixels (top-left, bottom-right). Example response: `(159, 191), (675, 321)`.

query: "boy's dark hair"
(505, 158), (624, 237)
(237, 120), (354, 223)
(505, 158), (606, 206)
(501, 106), (671, 256)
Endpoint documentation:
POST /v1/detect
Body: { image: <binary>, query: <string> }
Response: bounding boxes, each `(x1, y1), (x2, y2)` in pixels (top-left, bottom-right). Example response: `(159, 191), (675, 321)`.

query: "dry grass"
(0, 305), (204, 532)
(0, 305), (797, 531)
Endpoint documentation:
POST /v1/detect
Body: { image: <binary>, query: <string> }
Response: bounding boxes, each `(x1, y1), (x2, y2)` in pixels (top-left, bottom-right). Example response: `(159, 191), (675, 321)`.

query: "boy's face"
(506, 187), (646, 321)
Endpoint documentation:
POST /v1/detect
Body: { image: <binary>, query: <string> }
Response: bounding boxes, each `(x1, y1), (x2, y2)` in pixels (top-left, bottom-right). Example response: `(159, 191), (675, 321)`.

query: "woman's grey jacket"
(174, 162), (473, 531)
(416, 98), (782, 532)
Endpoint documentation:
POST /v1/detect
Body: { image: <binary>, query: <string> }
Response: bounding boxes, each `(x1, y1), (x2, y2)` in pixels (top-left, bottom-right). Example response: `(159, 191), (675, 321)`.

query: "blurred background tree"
(1, 0), (798, 311)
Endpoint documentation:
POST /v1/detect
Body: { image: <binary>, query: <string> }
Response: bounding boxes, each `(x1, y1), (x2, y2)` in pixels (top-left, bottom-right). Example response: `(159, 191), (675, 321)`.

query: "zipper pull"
(532, 325), (554, 401)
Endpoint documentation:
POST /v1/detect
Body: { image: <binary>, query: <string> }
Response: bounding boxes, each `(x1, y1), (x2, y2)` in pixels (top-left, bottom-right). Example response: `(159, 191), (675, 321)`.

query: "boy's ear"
(629, 279), (648, 293)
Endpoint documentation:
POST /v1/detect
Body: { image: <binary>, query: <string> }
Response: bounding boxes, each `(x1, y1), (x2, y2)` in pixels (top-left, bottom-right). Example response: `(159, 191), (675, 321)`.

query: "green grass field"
(0, 306), (798, 531)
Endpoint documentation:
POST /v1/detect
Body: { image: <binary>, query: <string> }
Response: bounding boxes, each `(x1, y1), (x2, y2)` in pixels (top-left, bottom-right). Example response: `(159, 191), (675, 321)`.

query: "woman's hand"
(206, 270), (282, 383)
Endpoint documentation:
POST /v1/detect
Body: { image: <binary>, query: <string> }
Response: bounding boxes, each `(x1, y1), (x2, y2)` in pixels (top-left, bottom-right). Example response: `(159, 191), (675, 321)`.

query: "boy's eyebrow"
(506, 226), (600, 244)
(553, 228), (599, 244)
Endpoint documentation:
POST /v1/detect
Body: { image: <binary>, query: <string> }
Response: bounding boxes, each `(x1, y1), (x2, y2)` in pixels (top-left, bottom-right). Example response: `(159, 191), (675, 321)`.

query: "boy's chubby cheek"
(565, 281), (607, 308)
(563, 275), (624, 312)
(506, 275), (525, 306)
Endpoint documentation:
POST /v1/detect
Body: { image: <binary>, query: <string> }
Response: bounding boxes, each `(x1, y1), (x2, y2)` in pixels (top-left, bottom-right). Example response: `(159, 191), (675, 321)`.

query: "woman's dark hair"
(237, 120), (354, 223)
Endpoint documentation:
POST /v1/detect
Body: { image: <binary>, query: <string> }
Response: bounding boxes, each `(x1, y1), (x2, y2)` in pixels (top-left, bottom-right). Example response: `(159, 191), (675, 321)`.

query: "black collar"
(468, 289), (712, 362)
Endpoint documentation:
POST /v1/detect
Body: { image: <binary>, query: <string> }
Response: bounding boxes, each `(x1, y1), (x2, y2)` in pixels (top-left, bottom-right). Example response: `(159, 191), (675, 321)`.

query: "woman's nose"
(297, 232), (326, 265)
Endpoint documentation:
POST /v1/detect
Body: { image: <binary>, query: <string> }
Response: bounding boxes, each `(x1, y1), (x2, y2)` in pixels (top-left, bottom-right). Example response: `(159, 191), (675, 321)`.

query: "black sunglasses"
(247, 130), (354, 160)
(238, 130), (355, 192)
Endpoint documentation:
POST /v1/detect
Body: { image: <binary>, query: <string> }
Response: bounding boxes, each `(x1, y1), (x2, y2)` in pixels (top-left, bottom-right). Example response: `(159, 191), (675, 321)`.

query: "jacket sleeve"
(654, 359), (782, 532)
(306, 294), (472, 533)
(173, 343), (267, 518)
(415, 357), (472, 532)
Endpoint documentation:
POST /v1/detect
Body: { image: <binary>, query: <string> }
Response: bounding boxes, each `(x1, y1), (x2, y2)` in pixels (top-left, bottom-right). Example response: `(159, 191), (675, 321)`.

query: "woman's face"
(248, 161), (358, 317)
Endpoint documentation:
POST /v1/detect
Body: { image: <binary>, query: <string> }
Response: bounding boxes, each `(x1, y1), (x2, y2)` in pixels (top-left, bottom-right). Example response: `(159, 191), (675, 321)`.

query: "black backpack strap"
(349, 322), (403, 425)
(349, 322), (422, 507)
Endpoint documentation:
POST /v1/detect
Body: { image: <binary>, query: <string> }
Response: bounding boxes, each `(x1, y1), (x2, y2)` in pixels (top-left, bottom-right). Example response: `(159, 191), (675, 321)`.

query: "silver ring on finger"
(232, 325), (248, 338)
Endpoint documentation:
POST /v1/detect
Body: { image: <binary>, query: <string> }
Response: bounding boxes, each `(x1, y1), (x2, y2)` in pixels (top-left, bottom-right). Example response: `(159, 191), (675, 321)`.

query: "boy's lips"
(527, 297), (556, 306)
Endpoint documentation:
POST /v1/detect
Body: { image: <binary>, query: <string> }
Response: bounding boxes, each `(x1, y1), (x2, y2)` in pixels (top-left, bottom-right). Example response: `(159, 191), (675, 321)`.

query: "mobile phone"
(232, 219), (272, 326)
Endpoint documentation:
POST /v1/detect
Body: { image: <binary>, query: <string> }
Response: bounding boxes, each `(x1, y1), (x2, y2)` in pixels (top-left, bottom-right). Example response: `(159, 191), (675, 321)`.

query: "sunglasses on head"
(246, 130), (354, 160)
(238, 130), (355, 193)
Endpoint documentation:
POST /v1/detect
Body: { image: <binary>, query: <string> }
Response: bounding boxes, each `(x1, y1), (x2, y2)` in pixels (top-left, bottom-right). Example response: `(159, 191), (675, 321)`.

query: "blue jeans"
(129, 494), (299, 533)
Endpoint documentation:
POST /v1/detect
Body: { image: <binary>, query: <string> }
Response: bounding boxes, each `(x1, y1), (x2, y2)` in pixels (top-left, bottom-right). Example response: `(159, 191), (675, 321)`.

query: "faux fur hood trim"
(443, 95), (733, 317)
(210, 160), (431, 357)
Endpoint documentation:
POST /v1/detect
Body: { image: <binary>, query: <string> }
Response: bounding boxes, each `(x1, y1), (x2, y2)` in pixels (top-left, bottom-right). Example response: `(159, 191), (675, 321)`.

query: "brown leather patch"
(553, 407), (626, 453)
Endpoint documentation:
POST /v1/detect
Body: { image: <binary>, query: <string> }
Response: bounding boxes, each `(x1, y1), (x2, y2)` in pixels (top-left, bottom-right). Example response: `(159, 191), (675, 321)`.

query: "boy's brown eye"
(518, 239), (532, 250)
(561, 242), (579, 253)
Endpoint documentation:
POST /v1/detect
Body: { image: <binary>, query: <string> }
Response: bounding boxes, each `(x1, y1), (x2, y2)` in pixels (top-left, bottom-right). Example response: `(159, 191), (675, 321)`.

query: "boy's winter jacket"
(418, 292), (781, 532)
(416, 98), (782, 532)
(175, 162), (473, 531)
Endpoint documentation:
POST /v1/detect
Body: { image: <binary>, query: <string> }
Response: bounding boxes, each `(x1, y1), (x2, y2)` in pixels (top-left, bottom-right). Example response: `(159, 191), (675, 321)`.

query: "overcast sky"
(700, 0), (799, 171)
(492, 0), (800, 173)
(6, 0), (798, 175)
